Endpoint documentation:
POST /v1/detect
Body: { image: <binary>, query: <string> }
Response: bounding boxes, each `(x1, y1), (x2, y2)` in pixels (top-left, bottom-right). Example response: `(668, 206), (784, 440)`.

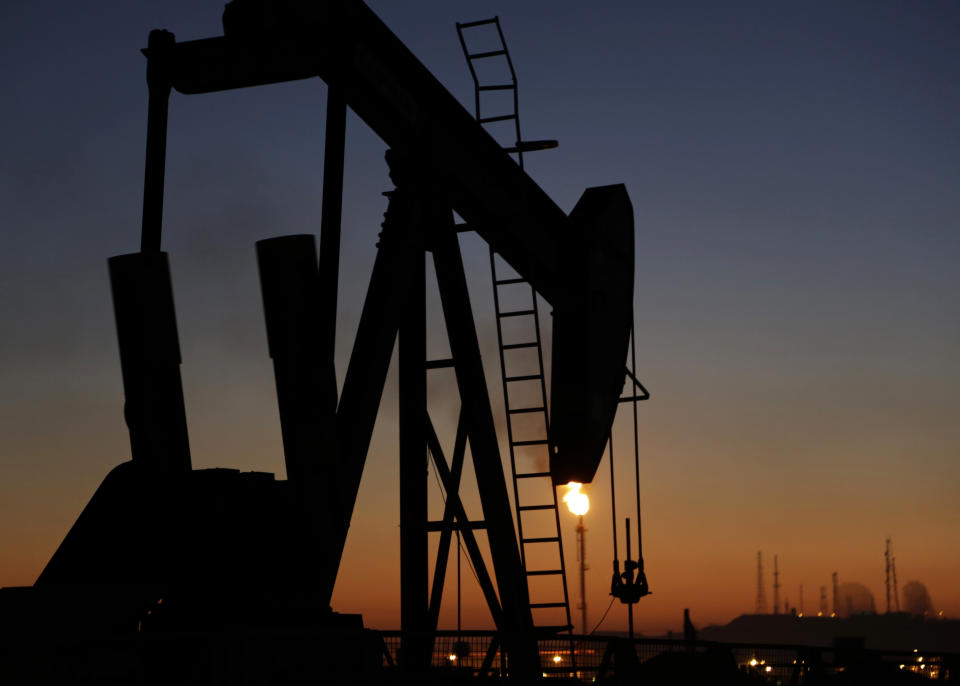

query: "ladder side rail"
(532, 283), (576, 637)
(489, 253), (530, 572)
(454, 23), (482, 119)
(492, 18), (524, 170)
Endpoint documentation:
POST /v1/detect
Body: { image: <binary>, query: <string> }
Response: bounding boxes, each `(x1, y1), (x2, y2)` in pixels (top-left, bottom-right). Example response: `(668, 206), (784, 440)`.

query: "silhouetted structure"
(756, 551), (767, 614)
(683, 608), (698, 642)
(773, 554), (781, 616)
(0, 0), (640, 681)
(903, 580), (934, 617)
(833, 571), (839, 616)
(886, 537), (893, 613)
(837, 581), (877, 617)
(892, 556), (900, 612)
(702, 612), (960, 653)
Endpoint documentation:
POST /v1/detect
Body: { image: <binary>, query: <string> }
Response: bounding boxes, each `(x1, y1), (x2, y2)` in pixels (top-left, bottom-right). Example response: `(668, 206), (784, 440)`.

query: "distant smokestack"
(885, 538), (892, 614)
(756, 552), (767, 614)
(832, 572), (839, 616)
(773, 555), (780, 616)
(892, 557), (900, 612)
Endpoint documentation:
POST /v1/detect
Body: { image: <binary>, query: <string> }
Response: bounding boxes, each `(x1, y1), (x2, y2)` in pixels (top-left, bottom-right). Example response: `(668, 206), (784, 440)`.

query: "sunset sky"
(1, 1), (958, 636)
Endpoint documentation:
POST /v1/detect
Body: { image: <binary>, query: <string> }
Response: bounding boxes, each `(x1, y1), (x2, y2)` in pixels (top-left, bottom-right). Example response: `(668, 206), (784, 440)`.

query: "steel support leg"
(256, 234), (339, 588)
(431, 225), (539, 679)
(399, 209), (429, 670)
(325, 209), (407, 604)
(318, 86), (346, 366)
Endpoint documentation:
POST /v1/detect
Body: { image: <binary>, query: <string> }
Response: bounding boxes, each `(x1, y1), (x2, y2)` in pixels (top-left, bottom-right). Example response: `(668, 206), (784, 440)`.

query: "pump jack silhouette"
(0, 1), (637, 681)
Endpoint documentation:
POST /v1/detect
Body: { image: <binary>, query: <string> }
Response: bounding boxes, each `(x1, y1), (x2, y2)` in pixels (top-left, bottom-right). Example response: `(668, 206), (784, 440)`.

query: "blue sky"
(1, 1), (958, 633)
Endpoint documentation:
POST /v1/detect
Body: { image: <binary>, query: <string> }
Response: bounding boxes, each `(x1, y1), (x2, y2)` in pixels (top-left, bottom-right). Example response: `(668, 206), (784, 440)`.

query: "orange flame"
(563, 482), (589, 516)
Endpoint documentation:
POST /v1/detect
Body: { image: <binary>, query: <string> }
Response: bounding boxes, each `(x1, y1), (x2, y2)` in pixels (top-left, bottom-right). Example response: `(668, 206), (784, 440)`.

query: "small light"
(899, 664), (905, 670)
(749, 659), (758, 667)
(765, 666), (772, 673)
(448, 654), (457, 662)
(553, 655), (562, 664)
(918, 657), (924, 663)
(817, 611), (822, 617)
(914, 649), (919, 653)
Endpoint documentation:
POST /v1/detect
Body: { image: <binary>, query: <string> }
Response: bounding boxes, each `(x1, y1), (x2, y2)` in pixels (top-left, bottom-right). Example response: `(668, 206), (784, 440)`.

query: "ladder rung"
(425, 358), (455, 369)
(495, 277), (528, 286)
(518, 504), (554, 511)
(522, 536), (560, 544)
(505, 374), (541, 382)
(530, 602), (567, 609)
(499, 309), (535, 318)
(619, 394), (650, 403)
(502, 341), (538, 350)
(508, 406), (544, 415)
(526, 569), (564, 576)
(457, 18), (498, 29)
(469, 49), (507, 59)
(478, 114), (517, 124)
(511, 439), (548, 447)
(479, 84), (515, 91)
(515, 471), (551, 479)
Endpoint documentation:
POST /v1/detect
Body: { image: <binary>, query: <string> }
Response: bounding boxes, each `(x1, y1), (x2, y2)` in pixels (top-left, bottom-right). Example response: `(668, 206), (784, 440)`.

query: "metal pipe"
(318, 86), (346, 367)
(577, 515), (587, 634)
(108, 251), (191, 472)
(256, 235), (340, 588)
(140, 30), (174, 253)
(256, 235), (336, 486)
(625, 518), (634, 639)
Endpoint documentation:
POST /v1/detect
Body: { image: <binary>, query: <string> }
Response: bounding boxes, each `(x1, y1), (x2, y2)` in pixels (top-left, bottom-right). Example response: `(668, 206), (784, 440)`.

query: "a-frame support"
(328, 149), (537, 676)
(425, 413), (504, 633)
(428, 213), (538, 677)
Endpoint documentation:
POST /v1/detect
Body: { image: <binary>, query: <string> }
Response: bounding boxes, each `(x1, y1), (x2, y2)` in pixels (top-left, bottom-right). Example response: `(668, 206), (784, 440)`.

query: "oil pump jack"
(0, 1), (637, 681)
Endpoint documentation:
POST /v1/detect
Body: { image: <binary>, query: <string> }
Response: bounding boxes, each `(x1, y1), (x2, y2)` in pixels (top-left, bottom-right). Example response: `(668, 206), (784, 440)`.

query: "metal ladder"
(456, 17), (572, 639)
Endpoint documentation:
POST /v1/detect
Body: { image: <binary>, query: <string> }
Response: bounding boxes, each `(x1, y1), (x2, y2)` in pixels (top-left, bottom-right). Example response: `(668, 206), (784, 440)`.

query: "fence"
(379, 631), (957, 682)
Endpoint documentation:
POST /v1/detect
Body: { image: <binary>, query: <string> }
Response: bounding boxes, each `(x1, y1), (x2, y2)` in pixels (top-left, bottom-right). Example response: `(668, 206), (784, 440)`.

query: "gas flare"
(562, 482), (589, 516)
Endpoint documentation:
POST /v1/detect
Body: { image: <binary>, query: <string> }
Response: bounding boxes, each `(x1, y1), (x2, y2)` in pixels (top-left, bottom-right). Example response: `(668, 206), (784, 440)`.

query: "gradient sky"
(1, 1), (958, 636)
